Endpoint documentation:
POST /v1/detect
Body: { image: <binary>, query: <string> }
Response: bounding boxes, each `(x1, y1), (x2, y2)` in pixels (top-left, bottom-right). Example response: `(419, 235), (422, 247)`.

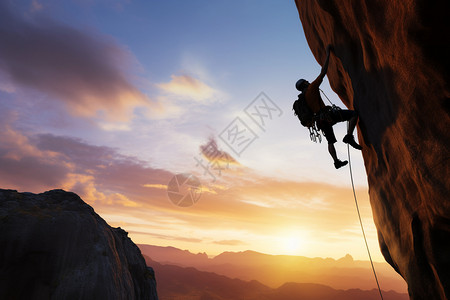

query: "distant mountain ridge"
(138, 244), (407, 293)
(139, 244), (209, 266)
(139, 244), (361, 267)
(145, 256), (408, 300)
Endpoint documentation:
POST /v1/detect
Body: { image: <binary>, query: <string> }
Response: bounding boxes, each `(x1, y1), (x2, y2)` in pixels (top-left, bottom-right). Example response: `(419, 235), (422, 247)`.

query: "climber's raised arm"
(316, 45), (333, 82)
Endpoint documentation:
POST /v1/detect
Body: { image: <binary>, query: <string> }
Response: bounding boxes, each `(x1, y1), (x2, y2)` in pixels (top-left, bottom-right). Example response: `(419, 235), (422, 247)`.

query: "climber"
(294, 45), (362, 169)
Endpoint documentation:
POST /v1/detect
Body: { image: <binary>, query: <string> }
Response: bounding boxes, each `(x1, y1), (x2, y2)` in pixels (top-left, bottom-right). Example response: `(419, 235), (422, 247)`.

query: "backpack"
(293, 93), (315, 127)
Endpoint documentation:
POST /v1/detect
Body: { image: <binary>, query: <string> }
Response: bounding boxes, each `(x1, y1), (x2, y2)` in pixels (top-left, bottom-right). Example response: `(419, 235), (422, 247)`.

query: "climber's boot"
(343, 134), (362, 150)
(334, 159), (348, 169)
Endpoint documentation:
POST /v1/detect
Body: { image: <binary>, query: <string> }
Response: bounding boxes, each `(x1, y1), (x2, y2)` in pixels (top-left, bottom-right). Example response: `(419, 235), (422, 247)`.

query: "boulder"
(0, 189), (158, 300)
(295, 1), (450, 299)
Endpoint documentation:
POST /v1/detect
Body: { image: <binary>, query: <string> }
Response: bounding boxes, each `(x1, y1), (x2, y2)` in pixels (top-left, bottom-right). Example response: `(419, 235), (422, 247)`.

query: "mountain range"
(139, 244), (408, 299)
(144, 256), (408, 300)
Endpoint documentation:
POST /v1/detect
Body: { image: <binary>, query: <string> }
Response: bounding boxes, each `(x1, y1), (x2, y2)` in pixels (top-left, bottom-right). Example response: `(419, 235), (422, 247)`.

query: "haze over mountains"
(148, 259), (408, 300)
(139, 244), (407, 295)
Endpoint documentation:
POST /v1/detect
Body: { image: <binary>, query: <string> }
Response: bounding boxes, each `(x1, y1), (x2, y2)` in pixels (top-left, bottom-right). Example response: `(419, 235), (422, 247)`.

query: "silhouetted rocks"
(295, 1), (450, 299)
(0, 189), (158, 300)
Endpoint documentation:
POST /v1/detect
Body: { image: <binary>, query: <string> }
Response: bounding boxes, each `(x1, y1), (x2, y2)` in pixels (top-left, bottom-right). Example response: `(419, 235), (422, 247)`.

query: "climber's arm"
(315, 45), (333, 83)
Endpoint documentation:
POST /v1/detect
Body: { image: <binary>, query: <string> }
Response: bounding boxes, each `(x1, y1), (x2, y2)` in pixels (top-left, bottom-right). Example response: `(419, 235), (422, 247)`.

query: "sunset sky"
(0, 0), (383, 262)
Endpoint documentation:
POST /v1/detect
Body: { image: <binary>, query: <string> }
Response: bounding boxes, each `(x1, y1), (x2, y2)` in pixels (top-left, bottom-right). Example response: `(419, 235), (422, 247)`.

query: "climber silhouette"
(295, 45), (362, 169)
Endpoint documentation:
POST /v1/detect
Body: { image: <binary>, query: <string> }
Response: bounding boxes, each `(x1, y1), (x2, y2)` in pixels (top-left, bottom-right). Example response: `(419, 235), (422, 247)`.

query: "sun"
(282, 235), (302, 255)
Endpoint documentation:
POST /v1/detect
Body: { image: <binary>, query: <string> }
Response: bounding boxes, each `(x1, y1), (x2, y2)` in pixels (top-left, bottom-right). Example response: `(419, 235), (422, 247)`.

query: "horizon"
(139, 242), (358, 260)
(137, 242), (408, 294)
(0, 0), (383, 263)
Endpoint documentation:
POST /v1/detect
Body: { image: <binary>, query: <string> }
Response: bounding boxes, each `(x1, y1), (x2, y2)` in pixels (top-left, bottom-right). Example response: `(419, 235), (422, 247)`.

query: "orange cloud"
(213, 240), (247, 246)
(107, 193), (141, 207)
(157, 74), (219, 103)
(144, 95), (184, 120)
(143, 184), (167, 189)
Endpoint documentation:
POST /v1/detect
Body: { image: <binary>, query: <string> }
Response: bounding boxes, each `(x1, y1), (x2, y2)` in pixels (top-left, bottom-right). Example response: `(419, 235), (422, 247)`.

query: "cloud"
(0, 114), (173, 208)
(108, 193), (141, 207)
(98, 121), (132, 132)
(143, 95), (184, 120)
(0, 71), (16, 93)
(32, 134), (174, 199)
(213, 240), (247, 246)
(240, 199), (274, 208)
(157, 74), (219, 103)
(0, 112), (71, 191)
(0, 2), (151, 122)
(143, 184), (167, 189)
(128, 231), (203, 243)
(199, 136), (238, 165)
(30, 0), (43, 12)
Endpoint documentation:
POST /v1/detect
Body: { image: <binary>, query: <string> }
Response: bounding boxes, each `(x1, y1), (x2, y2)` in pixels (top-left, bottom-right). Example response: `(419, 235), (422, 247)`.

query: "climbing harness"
(307, 89), (342, 143)
(308, 89), (341, 143)
(320, 88), (384, 300)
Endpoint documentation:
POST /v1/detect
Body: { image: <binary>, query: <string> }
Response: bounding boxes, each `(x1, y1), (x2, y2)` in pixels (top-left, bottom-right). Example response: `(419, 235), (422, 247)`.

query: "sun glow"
(284, 236), (301, 254)
(280, 233), (305, 255)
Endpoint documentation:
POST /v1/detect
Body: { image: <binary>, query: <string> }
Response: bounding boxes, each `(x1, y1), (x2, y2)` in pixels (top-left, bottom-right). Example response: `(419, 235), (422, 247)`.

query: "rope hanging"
(320, 88), (384, 300)
(347, 141), (384, 300)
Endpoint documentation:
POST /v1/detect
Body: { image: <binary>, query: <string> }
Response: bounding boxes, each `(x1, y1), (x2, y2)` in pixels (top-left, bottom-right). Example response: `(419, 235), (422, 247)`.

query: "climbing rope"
(347, 129), (384, 300)
(320, 88), (384, 300)
(319, 88), (335, 106)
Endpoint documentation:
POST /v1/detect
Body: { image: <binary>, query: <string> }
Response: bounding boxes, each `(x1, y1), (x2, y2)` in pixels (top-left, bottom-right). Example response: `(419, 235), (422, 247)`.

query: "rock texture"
(295, 1), (450, 299)
(0, 189), (158, 300)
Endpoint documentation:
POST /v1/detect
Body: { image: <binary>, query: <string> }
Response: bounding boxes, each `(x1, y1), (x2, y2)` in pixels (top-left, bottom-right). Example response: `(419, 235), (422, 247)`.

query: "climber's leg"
(328, 143), (348, 169)
(321, 123), (348, 169)
(347, 113), (358, 135)
(337, 110), (362, 150)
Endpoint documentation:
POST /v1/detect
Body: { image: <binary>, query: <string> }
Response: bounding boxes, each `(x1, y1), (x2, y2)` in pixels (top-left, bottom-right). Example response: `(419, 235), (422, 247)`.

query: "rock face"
(295, 1), (450, 299)
(0, 189), (158, 300)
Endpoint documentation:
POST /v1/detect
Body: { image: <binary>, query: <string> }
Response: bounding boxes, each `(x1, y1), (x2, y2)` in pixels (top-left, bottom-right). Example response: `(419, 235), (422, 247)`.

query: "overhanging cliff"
(295, 1), (450, 299)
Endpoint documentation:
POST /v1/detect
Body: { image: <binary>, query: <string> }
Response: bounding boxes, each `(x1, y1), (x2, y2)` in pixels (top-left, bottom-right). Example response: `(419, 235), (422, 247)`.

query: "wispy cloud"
(0, 1), (152, 122)
(143, 184), (167, 189)
(157, 74), (220, 103)
(213, 240), (247, 246)
(240, 199), (274, 208)
(30, 0), (43, 12)
(128, 231), (203, 243)
(199, 136), (238, 165)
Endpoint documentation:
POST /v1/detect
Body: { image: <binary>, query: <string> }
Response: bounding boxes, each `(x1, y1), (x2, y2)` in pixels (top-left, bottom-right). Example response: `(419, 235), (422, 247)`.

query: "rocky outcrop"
(0, 189), (158, 300)
(295, 1), (450, 299)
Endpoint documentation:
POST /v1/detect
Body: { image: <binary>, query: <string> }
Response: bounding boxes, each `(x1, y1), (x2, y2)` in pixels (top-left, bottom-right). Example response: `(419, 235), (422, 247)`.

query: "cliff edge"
(295, 1), (449, 299)
(0, 189), (158, 300)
